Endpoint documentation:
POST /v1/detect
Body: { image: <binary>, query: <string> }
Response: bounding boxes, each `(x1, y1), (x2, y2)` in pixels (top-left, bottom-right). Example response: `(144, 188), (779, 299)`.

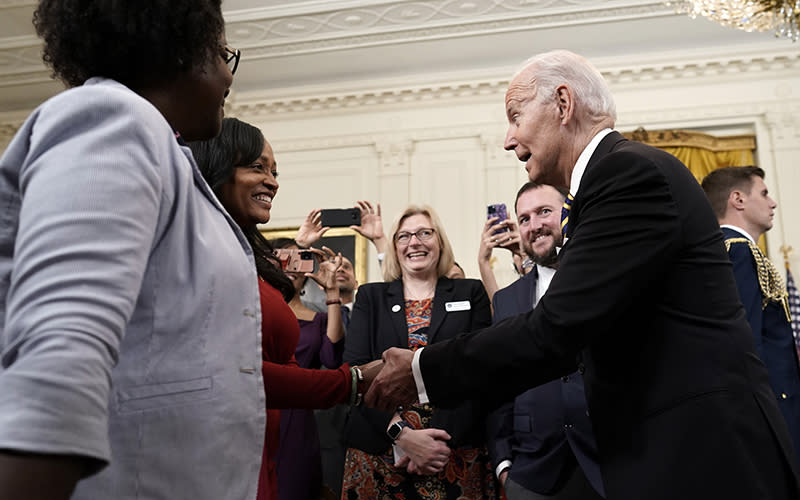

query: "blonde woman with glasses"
(342, 205), (498, 500)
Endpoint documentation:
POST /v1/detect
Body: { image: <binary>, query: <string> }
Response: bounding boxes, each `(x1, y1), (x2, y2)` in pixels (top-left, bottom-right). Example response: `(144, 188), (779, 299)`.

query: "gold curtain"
(621, 128), (755, 183)
(621, 128), (763, 251)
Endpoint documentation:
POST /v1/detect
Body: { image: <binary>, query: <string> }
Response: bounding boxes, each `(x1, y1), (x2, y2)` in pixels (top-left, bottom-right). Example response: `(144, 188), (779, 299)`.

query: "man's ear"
(555, 84), (574, 125)
(729, 189), (746, 211)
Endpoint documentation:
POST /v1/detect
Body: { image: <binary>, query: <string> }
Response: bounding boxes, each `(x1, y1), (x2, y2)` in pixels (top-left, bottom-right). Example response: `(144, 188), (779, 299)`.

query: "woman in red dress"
(189, 118), (380, 500)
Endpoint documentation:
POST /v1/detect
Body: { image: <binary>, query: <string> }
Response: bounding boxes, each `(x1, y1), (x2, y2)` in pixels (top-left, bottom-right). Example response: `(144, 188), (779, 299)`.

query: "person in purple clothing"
(271, 238), (346, 500)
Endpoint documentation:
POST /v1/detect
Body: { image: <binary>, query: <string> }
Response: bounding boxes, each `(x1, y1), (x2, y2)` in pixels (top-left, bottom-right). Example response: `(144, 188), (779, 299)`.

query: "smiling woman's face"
(218, 139), (279, 227)
(395, 213), (440, 276)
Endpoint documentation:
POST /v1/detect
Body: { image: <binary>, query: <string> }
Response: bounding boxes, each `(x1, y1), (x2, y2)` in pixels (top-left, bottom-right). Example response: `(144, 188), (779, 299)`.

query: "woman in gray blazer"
(0, 2), (264, 499)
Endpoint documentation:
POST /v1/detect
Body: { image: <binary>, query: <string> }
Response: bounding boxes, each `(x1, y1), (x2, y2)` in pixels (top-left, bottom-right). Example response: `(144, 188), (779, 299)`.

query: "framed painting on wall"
(259, 226), (369, 285)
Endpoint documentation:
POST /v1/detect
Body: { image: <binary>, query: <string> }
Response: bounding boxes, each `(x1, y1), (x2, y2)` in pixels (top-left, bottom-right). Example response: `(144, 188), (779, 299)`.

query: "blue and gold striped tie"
(560, 193), (574, 238)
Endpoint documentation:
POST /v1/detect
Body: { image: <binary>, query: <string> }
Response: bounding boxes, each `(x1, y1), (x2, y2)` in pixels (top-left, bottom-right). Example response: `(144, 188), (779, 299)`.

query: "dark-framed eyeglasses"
(221, 45), (241, 75)
(394, 228), (436, 245)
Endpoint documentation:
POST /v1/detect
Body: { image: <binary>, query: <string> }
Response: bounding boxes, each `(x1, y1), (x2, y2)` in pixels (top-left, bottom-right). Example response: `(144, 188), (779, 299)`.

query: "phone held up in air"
(320, 208), (361, 228)
(487, 203), (509, 233)
(274, 248), (319, 274)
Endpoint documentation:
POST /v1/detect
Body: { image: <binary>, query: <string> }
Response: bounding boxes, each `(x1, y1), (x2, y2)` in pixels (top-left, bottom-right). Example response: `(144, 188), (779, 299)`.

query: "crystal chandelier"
(668, 0), (800, 41)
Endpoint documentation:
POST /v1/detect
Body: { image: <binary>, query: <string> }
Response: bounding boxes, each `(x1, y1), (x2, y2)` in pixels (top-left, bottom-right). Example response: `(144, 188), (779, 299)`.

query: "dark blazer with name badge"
(722, 226), (800, 464)
(418, 132), (800, 500)
(488, 268), (603, 496)
(344, 276), (491, 454)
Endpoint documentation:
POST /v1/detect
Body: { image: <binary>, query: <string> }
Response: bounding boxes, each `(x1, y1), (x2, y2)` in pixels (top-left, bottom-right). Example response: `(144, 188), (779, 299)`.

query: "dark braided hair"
(34, 0), (224, 88)
(189, 118), (295, 302)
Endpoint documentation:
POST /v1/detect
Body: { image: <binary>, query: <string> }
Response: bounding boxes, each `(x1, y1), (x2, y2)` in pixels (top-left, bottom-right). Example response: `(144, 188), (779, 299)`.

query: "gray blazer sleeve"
(0, 85), (166, 462)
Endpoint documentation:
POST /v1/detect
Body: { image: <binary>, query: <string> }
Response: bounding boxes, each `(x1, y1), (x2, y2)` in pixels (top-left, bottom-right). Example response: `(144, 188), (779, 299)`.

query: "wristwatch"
(386, 420), (409, 442)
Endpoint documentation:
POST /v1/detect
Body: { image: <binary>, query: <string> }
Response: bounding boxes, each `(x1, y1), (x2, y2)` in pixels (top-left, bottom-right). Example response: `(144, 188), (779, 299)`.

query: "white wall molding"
(263, 122), (502, 154)
(619, 101), (800, 132)
(233, 46), (800, 118)
(375, 139), (415, 175)
(764, 109), (800, 148)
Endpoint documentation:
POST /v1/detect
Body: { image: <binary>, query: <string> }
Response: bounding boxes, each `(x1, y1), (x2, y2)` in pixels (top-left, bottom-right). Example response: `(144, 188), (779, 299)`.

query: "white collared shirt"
(569, 128), (614, 198)
(413, 128), (615, 403)
(720, 224), (756, 244)
(535, 264), (556, 307)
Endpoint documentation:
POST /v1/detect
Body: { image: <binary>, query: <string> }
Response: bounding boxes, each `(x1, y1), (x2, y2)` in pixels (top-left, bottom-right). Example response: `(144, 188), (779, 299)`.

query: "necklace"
(403, 281), (436, 300)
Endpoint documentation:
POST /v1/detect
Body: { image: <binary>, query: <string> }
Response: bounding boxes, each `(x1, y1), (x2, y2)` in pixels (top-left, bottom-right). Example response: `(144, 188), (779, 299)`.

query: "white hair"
(513, 50), (616, 124)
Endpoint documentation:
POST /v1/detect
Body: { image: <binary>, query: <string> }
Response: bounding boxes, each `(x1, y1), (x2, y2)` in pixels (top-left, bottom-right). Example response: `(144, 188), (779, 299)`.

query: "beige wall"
(230, 48), (800, 286)
(2, 47), (799, 288)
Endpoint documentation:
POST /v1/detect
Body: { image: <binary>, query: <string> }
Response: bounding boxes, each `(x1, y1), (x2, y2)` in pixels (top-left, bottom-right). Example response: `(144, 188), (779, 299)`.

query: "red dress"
(256, 280), (352, 500)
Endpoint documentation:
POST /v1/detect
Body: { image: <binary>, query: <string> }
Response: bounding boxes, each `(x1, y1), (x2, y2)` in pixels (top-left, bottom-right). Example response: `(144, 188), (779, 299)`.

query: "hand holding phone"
(305, 246), (342, 291)
(274, 248), (319, 273)
(487, 203), (509, 234)
(320, 208), (361, 228)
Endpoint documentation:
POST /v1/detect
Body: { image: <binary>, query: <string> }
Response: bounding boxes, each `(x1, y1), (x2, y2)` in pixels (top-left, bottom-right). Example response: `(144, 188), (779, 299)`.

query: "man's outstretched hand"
(364, 347), (418, 411)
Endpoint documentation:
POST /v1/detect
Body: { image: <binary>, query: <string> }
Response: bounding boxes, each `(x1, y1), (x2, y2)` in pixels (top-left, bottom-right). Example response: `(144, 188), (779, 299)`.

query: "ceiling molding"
(0, 1), (670, 90)
(231, 47), (800, 117)
(232, 78), (507, 116)
(227, 1), (672, 59)
(0, 1), (672, 71)
(0, 0), (793, 114)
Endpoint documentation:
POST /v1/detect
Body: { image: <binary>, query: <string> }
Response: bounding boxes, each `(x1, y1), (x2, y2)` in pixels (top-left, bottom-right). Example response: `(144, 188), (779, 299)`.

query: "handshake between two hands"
(357, 347), (419, 412)
(357, 348), (451, 475)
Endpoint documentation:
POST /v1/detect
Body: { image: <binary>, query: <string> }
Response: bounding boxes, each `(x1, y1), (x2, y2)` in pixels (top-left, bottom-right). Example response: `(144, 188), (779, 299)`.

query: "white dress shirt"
(412, 128), (614, 403)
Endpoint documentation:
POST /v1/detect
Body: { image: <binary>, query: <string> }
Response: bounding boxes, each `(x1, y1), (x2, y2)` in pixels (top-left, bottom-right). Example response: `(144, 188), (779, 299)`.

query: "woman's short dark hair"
(33, 0), (225, 88)
(189, 118), (295, 302)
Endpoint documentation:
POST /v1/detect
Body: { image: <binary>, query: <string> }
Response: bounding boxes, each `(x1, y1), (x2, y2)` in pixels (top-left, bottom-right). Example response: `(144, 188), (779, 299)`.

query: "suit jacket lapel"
(586, 130), (626, 170)
(517, 267), (538, 312)
(569, 131), (628, 239)
(428, 277), (454, 344)
(386, 279), (409, 348)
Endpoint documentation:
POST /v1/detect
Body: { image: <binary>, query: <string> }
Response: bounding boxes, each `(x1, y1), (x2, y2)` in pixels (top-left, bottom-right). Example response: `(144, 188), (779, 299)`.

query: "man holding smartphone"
(488, 182), (603, 500)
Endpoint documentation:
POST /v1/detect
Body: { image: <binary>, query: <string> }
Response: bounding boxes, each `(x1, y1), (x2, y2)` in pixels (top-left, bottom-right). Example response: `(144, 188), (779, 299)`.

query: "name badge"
(445, 300), (471, 312)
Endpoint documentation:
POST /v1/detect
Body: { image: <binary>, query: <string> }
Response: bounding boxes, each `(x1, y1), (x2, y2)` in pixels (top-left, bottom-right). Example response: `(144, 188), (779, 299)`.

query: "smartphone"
(274, 248), (318, 273)
(487, 203), (509, 233)
(320, 208), (361, 228)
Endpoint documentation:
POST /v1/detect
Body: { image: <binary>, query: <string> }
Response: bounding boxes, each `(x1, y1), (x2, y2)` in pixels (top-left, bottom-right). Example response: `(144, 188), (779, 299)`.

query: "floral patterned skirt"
(341, 404), (498, 500)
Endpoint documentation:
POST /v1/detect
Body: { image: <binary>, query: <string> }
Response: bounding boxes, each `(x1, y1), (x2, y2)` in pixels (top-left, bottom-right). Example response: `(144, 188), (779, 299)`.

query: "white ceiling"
(0, 0), (792, 115)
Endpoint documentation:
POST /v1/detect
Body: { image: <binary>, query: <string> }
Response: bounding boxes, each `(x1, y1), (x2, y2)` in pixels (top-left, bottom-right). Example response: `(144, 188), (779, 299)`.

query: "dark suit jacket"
(419, 132), (800, 500)
(343, 276), (491, 454)
(488, 268), (603, 496)
(722, 226), (800, 464)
